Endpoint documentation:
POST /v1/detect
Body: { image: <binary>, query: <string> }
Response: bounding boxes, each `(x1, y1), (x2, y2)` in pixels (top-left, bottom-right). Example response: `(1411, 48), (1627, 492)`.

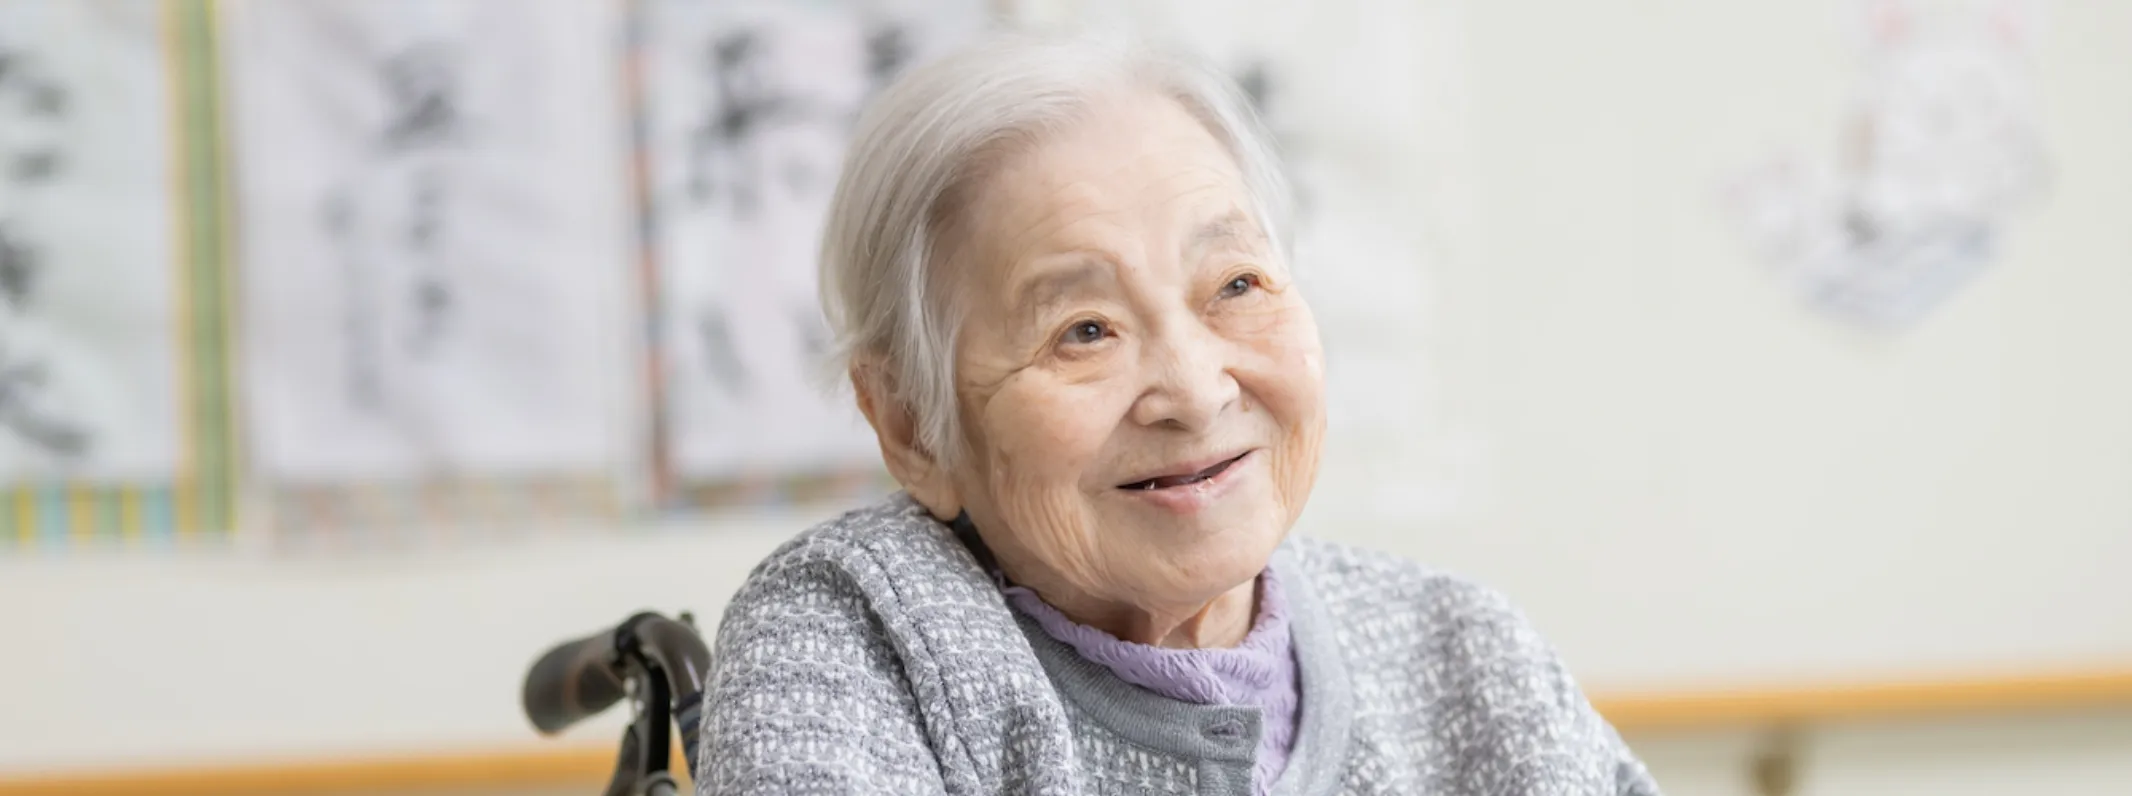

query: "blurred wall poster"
(0, 0), (183, 484)
(226, 0), (635, 482)
(640, 0), (983, 481)
(1724, 0), (2049, 328)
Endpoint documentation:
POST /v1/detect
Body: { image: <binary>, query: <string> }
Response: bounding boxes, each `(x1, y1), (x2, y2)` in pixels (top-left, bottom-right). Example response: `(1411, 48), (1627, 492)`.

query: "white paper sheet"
(0, 0), (182, 484)
(226, 0), (635, 482)
(641, 0), (983, 479)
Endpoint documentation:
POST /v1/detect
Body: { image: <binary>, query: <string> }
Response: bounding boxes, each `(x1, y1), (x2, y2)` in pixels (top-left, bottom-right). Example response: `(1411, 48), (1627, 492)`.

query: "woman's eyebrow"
(1008, 256), (1112, 317)
(1185, 209), (1263, 258)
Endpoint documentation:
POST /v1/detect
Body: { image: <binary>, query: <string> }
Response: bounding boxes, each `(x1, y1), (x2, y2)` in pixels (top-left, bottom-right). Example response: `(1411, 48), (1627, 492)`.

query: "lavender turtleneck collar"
(1001, 568), (1302, 795)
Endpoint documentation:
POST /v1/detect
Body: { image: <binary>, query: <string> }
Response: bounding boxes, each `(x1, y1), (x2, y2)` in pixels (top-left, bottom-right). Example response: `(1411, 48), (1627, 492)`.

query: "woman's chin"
(1099, 493), (1285, 551)
(1111, 518), (1286, 593)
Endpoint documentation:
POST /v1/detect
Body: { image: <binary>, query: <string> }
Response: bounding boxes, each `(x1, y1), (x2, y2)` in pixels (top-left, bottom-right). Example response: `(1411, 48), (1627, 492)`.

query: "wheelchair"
(523, 611), (711, 796)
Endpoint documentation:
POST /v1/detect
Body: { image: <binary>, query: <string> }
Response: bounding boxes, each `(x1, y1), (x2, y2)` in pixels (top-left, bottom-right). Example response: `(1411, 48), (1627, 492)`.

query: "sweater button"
(1205, 720), (1246, 741)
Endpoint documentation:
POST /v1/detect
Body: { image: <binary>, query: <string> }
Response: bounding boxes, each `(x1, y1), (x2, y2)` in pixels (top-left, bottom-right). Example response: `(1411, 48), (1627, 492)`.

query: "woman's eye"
(1061, 320), (1108, 346)
(1219, 273), (1263, 299)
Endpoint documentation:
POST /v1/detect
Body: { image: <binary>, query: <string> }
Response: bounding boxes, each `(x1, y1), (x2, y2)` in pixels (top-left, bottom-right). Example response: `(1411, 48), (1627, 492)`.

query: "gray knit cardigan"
(694, 494), (1660, 796)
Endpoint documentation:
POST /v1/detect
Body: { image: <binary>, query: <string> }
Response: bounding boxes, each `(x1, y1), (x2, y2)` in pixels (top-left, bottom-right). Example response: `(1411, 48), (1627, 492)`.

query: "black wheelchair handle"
(523, 612), (713, 750)
(629, 614), (712, 752)
(523, 625), (629, 735)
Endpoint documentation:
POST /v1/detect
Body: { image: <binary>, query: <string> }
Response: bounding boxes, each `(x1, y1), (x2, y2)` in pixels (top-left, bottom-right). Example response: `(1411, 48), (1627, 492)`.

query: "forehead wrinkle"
(1129, 156), (1254, 250)
(1004, 192), (1117, 265)
(997, 200), (1130, 317)
(957, 172), (1110, 313)
(1000, 179), (1251, 323)
(971, 97), (1257, 329)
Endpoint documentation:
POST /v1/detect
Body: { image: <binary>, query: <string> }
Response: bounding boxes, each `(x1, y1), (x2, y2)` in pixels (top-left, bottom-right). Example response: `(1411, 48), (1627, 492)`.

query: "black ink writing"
(0, 223), (38, 310)
(0, 345), (90, 457)
(380, 44), (461, 151)
(321, 191), (383, 411)
(864, 23), (910, 94)
(0, 44), (92, 460)
(687, 31), (794, 215)
(322, 42), (468, 412)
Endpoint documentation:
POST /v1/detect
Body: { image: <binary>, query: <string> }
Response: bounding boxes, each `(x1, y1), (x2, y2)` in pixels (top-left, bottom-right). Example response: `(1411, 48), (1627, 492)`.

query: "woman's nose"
(1127, 322), (1239, 432)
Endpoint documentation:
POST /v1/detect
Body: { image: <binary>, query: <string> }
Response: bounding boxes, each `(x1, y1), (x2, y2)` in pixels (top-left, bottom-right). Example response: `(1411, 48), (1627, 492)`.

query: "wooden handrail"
(6, 668), (2132, 795)
(0, 746), (618, 796)
(1594, 667), (2132, 733)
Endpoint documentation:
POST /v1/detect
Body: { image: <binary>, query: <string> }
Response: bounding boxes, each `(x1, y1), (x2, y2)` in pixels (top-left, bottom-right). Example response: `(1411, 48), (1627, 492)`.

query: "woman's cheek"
(1231, 306), (1323, 407)
(1252, 305), (1326, 516)
(980, 372), (1117, 483)
(975, 374), (1122, 588)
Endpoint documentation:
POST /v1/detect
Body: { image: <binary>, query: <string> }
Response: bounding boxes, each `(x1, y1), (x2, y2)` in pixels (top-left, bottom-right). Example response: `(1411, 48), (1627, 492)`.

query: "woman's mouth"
(1117, 451), (1252, 491)
(1114, 450), (1257, 515)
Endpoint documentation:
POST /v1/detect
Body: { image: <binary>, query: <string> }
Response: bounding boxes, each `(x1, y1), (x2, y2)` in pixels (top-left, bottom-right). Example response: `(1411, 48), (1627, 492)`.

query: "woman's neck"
(950, 511), (1261, 648)
(1019, 568), (1261, 649)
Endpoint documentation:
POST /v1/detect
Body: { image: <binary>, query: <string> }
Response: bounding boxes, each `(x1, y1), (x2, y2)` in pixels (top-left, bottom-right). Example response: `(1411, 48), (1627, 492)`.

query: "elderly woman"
(697, 35), (1658, 796)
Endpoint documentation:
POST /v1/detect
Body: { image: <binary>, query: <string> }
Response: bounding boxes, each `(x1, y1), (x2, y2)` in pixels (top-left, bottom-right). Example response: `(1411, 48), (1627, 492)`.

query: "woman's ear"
(850, 362), (963, 520)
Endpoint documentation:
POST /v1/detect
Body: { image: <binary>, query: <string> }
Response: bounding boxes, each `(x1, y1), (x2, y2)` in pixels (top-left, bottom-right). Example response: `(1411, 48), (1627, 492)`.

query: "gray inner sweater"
(695, 494), (1661, 796)
(1000, 564), (1300, 795)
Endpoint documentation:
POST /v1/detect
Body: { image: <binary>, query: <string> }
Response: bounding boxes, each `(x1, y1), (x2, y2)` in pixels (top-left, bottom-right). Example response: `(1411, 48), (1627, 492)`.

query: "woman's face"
(945, 90), (1325, 618)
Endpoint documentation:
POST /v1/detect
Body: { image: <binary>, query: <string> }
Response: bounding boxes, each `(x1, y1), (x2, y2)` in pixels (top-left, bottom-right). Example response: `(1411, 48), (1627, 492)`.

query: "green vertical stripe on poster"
(175, 0), (236, 537)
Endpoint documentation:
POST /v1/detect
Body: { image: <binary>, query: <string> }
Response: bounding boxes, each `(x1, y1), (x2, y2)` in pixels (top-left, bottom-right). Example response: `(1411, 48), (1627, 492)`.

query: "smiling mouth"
(1118, 452), (1251, 491)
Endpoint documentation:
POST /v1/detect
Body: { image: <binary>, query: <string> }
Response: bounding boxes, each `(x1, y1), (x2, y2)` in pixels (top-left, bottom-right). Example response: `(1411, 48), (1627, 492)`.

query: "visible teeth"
(1124, 454), (1244, 491)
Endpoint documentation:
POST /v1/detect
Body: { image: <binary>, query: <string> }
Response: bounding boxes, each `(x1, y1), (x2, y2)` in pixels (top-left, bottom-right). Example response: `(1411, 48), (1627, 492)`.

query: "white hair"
(818, 33), (1290, 468)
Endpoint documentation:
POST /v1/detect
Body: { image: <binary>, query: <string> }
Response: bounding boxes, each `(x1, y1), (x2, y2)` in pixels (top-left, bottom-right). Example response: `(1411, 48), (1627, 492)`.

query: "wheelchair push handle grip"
(523, 628), (628, 734)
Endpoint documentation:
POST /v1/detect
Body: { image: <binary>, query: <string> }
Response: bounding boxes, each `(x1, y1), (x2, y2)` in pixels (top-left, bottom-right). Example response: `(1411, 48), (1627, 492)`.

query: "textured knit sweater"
(695, 494), (1660, 796)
